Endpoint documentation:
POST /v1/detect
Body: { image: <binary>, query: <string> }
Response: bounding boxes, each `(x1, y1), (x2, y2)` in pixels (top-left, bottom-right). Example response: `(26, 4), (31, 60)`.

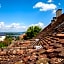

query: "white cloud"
(0, 22), (27, 32)
(0, 22), (45, 32)
(52, 9), (56, 14)
(33, 2), (57, 12)
(30, 22), (45, 29)
(48, 0), (53, 3)
(0, 22), (4, 28)
(9, 23), (21, 29)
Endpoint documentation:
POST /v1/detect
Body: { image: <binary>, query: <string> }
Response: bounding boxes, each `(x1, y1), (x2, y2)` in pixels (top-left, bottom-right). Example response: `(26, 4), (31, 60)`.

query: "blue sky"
(0, 0), (64, 32)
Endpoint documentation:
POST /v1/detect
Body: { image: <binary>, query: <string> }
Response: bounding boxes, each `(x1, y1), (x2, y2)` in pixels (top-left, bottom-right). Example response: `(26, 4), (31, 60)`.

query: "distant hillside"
(0, 32), (25, 36)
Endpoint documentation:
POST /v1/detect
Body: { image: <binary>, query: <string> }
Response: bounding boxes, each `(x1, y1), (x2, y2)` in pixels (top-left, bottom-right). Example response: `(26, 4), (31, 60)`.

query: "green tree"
(4, 36), (13, 46)
(24, 26), (42, 39)
(0, 41), (6, 48)
(0, 36), (13, 48)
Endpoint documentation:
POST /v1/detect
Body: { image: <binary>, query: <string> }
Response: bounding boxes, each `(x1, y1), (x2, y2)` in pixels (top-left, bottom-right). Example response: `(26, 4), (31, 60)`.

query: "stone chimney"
(51, 20), (55, 24)
(53, 17), (57, 21)
(56, 9), (62, 17)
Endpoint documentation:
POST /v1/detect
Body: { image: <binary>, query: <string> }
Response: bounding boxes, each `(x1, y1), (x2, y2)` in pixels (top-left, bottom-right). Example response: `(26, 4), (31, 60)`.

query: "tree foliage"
(4, 36), (13, 46)
(0, 42), (6, 48)
(0, 36), (13, 48)
(23, 26), (42, 39)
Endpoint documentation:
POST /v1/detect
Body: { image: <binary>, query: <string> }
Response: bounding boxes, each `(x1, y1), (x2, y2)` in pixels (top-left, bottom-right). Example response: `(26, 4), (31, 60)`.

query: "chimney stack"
(51, 20), (55, 24)
(53, 17), (56, 21)
(56, 9), (62, 17)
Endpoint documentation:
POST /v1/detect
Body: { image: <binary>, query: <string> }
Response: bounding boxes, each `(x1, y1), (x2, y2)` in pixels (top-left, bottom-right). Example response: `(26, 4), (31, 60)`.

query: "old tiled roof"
(0, 10), (64, 64)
